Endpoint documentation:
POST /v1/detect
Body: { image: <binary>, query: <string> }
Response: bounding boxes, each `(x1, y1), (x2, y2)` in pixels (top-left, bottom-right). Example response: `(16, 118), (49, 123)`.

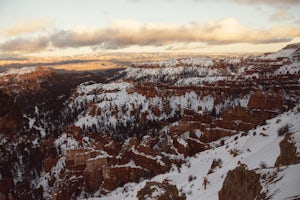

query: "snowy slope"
(261, 43), (300, 60)
(116, 57), (238, 84)
(133, 57), (214, 68)
(69, 81), (250, 136)
(121, 65), (226, 84)
(0, 67), (37, 77)
(93, 105), (300, 200)
(115, 43), (299, 86)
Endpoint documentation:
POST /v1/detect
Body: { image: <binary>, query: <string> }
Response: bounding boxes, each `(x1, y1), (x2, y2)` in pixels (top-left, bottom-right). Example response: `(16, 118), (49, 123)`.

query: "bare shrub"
(277, 124), (289, 137)
(188, 175), (193, 182)
(260, 161), (267, 168)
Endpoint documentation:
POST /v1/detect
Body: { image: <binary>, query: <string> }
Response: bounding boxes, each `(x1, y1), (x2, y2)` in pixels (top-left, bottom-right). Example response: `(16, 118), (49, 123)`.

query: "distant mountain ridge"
(113, 42), (299, 84)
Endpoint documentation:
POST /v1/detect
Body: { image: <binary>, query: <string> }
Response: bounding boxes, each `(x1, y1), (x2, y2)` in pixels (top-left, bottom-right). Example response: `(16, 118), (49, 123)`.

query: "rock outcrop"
(275, 133), (300, 167)
(0, 67), (53, 95)
(137, 181), (186, 200)
(218, 165), (263, 200)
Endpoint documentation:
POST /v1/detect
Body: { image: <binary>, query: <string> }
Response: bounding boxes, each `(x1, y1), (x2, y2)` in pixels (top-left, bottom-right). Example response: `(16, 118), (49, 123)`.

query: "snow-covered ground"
(122, 64), (230, 84)
(262, 45), (299, 60)
(0, 67), (37, 77)
(133, 57), (214, 68)
(91, 105), (300, 200)
(70, 81), (249, 133)
(117, 43), (299, 86)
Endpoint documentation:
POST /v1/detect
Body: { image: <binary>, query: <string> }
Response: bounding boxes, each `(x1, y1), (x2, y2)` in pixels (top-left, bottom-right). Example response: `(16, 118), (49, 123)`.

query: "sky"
(0, 0), (300, 58)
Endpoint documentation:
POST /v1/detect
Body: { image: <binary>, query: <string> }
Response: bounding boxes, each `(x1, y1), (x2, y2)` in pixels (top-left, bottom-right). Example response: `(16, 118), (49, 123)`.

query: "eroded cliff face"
(0, 67), (54, 95)
(0, 44), (300, 199)
(0, 68), (113, 200)
(275, 133), (300, 167)
(218, 165), (263, 200)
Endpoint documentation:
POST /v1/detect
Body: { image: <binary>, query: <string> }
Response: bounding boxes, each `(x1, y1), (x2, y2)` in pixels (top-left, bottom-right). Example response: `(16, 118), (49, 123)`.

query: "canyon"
(0, 43), (299, 199)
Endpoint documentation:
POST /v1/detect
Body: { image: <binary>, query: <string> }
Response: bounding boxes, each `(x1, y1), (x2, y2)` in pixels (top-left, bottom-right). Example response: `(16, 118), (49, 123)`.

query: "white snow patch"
(0, 67), (37, 77)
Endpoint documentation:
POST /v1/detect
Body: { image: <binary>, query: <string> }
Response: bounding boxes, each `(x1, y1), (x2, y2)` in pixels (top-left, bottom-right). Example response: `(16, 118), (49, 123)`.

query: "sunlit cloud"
(1, 18), (300, 53)
(2, 18), (53, 36)
(47, 18), (300, 48)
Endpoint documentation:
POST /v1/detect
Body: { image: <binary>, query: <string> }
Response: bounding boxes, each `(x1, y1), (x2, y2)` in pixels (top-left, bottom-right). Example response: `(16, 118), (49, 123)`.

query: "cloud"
(269, 8), (291, 21)
(49, 18), (300, 47)
(295, 19), (300, 24)
(2, 18), (53, 36)
(194, 0), (300, 6)
(0, 53), (28, 61)
(1, 18), (300, 53)
(233, 0), (300, 4)
(0, 37), (49, 52)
